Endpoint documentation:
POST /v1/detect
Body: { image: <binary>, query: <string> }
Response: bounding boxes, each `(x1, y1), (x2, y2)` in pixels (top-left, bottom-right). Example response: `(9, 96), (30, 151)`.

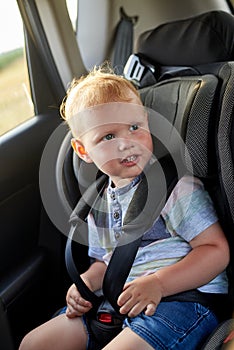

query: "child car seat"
(58, 69), (222, 347)
(40, 9), (234, 349)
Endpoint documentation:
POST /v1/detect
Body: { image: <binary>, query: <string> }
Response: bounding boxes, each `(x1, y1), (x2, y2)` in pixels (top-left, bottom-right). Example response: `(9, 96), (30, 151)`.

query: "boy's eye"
(103, 134), (115, 141)
(129, 124), (139, 131)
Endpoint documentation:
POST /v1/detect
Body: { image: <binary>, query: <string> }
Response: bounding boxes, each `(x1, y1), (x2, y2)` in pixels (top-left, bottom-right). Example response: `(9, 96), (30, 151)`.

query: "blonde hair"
(60, 65), (142, 121)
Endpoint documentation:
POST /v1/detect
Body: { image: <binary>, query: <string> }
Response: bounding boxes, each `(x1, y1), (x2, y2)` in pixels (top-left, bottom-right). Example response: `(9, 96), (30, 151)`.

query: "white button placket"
(109, 191), (123, 241)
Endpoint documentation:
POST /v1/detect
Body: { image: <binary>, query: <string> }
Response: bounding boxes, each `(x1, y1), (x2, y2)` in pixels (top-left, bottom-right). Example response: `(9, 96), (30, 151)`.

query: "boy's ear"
(71, 139), (93, 163)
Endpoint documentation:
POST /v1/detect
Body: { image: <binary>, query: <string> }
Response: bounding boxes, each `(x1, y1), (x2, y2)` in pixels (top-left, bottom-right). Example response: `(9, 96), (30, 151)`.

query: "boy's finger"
(144, 302), (157, 316)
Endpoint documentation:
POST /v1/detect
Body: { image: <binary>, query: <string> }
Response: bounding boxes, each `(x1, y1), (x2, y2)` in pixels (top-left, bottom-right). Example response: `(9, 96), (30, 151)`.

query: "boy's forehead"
(69, 102), (146, 138)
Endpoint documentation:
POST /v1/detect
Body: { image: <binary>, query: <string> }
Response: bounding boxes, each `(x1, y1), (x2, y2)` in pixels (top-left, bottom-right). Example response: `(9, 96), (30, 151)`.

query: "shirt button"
(110, 193), (115, 200)
(114, 231), (120, 240)
(113, 211), (120, 220)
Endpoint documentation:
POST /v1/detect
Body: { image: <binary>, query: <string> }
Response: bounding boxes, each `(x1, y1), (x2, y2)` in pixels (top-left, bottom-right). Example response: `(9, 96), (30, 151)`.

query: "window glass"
(0, 1), (34, 136)
(66, 0), (78, 32)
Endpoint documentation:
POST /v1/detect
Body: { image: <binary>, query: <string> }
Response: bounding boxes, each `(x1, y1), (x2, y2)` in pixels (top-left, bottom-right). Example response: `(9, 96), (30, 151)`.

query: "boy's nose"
(118, 138), (134, 152)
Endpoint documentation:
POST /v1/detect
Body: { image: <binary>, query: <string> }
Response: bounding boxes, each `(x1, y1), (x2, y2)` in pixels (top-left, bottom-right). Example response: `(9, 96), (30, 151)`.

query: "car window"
(66, 0), (78, 32)
(229, 0), (234, 9)
(0, 0), (34, 136)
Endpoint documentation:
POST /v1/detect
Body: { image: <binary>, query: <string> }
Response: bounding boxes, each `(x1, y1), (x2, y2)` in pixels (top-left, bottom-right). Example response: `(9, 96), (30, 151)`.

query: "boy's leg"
(103, 301), (218, 350)
(102, 327), (154, 350)
(18, 314), (87, 350)
(222, 338), (234, 349)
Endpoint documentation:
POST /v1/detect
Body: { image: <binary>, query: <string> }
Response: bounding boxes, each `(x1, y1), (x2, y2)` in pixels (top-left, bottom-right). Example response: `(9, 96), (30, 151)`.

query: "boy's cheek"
(89, 142), (120, 162)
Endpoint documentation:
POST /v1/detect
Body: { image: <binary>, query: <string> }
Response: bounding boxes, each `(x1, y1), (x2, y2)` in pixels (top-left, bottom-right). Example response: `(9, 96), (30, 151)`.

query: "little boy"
(19, 67), (230, 350)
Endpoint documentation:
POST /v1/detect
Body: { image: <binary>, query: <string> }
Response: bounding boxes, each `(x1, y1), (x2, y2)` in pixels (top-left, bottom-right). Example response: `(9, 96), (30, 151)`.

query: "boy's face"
(72, 94), (153, 187)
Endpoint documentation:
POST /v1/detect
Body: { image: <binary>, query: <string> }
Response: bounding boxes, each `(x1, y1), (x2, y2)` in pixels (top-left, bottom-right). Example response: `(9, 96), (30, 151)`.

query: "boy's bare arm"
(81, 260), (107, 292)
(156, 221), (229, 296)
(66, 260), (106, 318)
(118, 222), (230, 317)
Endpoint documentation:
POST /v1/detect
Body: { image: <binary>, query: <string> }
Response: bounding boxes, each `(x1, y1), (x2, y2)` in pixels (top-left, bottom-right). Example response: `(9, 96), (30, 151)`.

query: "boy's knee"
(18, 337), (27, 350)
(222, 338), (234, 350)
(18, 332), (37, 350)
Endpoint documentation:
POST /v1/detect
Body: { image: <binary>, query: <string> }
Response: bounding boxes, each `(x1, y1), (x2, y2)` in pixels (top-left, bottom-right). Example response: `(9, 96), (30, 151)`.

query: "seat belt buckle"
(97, 311), (123, 325)
(98, 312), (113, 323)
(124, 54), (157, 88)
(124, 54), (146, 82)
(97, 299), (124, 325)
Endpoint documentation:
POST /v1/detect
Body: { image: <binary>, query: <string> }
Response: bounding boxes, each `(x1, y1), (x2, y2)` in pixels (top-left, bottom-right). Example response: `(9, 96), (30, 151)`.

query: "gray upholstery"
(140, 74), (218, 177)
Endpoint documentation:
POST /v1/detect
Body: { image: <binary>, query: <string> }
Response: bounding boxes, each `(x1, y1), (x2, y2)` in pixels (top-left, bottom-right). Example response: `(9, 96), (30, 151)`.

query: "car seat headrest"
(139, 74), (218, 178)
(137, 11), (234, 66)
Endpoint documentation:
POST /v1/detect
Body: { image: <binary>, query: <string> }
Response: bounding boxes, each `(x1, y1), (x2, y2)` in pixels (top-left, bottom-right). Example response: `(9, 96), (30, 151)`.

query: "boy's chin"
(112, 178), (135, 188)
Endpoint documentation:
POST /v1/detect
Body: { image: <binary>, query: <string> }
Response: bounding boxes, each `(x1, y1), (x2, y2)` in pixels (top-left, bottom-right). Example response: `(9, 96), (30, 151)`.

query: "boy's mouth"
(121, 155), (138, 163)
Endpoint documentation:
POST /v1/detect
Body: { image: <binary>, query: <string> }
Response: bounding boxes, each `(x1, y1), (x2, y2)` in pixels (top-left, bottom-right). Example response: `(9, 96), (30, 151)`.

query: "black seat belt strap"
(65, 174), (108, 309)
(112, 7), (138, 75)
(65, 224), (101, 309)
(103, 154), (179, 311)
(65, 153), (182, 312)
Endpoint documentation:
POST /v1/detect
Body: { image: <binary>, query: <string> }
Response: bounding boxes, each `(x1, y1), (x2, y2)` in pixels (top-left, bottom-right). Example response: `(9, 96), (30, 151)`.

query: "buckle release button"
(98, 313), (113, 323)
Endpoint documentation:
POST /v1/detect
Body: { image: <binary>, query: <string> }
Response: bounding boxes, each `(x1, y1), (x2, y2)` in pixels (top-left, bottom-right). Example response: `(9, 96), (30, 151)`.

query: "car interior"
(1, 1), (234, 349)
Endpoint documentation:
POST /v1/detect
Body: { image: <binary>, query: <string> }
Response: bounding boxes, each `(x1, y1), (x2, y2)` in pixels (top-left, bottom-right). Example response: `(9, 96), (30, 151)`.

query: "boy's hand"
(66, 283), (92, 318)
(117, 274), (163, 317)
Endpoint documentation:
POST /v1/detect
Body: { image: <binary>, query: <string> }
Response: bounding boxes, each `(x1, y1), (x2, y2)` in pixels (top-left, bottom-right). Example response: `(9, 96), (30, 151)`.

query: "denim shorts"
(123, 301), (219, 350)
(59, 302), (218, 349)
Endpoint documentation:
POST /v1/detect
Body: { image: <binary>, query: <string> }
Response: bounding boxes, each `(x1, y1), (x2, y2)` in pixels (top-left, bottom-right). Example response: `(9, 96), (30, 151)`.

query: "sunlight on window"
(0, 1), (34, 136)
(66, 0), (78, 32)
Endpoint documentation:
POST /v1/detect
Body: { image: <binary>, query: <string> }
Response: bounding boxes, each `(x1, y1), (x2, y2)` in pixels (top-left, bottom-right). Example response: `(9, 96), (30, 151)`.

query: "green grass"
(0, 49), (34, 135)
(0, 48), (24, 70)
